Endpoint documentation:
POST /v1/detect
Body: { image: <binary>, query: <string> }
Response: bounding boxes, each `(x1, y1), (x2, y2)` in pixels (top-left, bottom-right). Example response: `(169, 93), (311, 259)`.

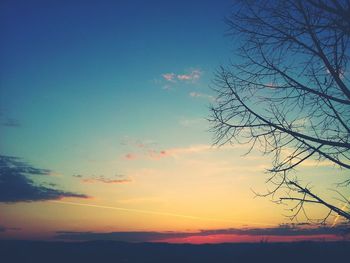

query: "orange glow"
(157, 234), (342, 244)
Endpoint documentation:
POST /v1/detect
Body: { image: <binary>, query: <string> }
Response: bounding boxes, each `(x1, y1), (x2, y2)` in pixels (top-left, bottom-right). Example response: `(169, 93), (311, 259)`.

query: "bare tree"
(210, 0), (350, 222)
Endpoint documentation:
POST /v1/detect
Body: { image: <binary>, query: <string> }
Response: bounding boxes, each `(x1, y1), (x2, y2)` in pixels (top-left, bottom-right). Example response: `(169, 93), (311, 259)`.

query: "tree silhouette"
(210, 0), (350, 222)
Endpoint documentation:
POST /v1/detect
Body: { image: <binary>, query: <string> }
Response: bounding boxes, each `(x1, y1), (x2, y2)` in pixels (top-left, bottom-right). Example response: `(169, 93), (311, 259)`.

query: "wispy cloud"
(1, 118), (20, 128)
(147, 150), (168, 160)
(299, 159), (334, 168)
(121, 137), (157, 149)
(124, 151), (164, 161)
(0, 155), (89, 202)
(0, 110), (21, 128)
(124, 153), (138, 160)
(189, 92), (215, 101)
(0, 225), (21, 232)
(162, 69), (202, 82)
(159, 69), (202, 90)
(176, 69), (201, 81)
(162, 73), (176, 82)
(123, 143), (239, 161)
(279, 147), (335, 168)
(73, 174), (131, 184)
(82, 176), (131, 184)
(162, 144), (212, 157)
(178, 117), (205, 128)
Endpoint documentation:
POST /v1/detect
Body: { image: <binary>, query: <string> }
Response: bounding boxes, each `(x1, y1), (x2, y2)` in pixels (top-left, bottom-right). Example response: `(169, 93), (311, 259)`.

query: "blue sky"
(1, 0), (233, 169)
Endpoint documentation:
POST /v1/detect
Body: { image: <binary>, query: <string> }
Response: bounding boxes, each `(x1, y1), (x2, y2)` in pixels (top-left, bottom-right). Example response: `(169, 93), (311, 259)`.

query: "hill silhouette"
(1, 240), (348, 263)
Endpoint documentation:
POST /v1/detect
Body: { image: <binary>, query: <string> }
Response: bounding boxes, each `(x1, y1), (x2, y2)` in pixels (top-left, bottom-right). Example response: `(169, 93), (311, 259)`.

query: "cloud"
(279, 147), (335, 168)
(178, 117), (205, 128)
(177, 70), (201, 81)
(0, 226), (21, 232)
(299, 159), (334, 167)
(147, 150), (168, 160)
(122, 138), (160, 161)
(162, 73), (176, 82)
(161, 69), (202, 88)
(0, 111), (20, 128)
(148, 144), (239, 159)
(189, 92), (215, 101)
(72, 173), (131, 184)
(1, 118), (20, 128)
(196, 224), (350, 237)
(0, 155), (89, 202)
(55, 231), (189, 242)
(121, 137), (157, 148)
(124, 143), (238, 161)
(125, 151), (164, 161)
(162, 145), (211, 157)
(55, 224), (350, 242)
(124, 153), (137, 160)
(81, 175), (131, 184)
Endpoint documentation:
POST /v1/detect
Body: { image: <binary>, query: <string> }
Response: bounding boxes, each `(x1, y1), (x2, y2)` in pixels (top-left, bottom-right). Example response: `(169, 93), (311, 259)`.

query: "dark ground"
(0, 240), (349, 263)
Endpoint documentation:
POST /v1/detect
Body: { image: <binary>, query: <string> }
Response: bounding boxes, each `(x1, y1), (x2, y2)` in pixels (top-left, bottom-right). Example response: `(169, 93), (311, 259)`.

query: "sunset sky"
(1, 0), (349, 243)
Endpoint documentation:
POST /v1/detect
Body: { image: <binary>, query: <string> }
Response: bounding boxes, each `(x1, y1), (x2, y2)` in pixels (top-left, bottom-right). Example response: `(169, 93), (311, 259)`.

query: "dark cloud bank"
(0, 225), (21, 233)
(0, 155), (88, 202)
(56, 224), (350, 242)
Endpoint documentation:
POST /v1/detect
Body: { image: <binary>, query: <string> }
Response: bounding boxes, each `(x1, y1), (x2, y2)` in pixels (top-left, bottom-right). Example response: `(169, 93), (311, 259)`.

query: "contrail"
(331, 196), (350, 227)
(50, 200), (275, 226)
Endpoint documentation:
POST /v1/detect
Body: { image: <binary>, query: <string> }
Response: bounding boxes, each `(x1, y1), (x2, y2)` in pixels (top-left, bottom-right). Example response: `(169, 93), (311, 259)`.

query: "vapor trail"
(50, 200), (275, 226)
(331, 196), (350, 227)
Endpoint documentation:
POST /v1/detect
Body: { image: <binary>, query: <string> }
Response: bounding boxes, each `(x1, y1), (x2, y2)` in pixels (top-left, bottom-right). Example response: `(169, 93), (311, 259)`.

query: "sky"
(0, 0), (349, 243)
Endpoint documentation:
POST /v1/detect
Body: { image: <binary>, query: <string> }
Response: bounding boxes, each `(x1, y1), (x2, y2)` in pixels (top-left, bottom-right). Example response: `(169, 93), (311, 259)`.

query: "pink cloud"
(125, 153), (137, 160)
(177, 69), (201, 81)
(161, 69), (202, 84)
(162, 73), (176, 82)
(147, 150), (169, 160)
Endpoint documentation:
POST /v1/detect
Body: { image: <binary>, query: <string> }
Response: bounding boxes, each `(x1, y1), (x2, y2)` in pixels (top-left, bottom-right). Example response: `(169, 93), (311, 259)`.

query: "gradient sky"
(1, 0), (349, 243)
